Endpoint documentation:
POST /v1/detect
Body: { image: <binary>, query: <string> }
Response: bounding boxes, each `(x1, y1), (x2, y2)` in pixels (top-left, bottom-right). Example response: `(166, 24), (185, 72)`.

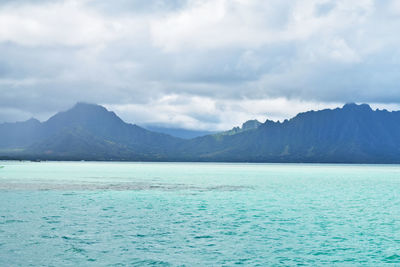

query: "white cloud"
(388, 0), (400, 15)
(0, 0), (400, 129)
(149, 0), (374, 51)
(106, 95), (341, 130)
(0, 0), (147, 47)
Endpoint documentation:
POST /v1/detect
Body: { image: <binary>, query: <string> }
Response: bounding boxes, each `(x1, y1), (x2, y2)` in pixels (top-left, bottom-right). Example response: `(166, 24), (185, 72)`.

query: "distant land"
(1, 102), (400, 163)
(143, 125), (217, 139)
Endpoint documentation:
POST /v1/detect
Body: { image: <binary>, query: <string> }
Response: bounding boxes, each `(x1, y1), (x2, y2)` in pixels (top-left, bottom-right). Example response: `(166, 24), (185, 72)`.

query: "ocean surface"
(1, 162), (400, 266)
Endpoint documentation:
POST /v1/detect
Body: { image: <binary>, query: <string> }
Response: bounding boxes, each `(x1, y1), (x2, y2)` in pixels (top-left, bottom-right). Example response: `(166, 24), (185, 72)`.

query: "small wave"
(135, 234), (146, 238)
(131, 259), (171, 266)
(40, 234), (58, 239)
(384, 254), (400, 263)
(65, 246), (87, 254)
(4, 219), (24, 224)
(194, 235), (213, 239)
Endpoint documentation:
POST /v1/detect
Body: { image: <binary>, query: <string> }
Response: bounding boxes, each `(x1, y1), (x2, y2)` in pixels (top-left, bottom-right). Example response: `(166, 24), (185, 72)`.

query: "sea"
(1, 161), (400, 266)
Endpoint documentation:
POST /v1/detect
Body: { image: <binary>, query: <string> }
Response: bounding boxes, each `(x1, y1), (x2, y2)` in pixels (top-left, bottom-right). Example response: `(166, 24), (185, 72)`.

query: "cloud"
(0, 1), (117, 46)
(106, 95), (341, 130)
(0, 0), (400, 129)
(149, 0), (373, 51)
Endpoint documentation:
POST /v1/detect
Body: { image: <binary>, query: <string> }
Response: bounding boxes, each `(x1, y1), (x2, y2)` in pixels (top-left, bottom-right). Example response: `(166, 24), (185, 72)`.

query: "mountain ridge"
(1, 102), (400, 163)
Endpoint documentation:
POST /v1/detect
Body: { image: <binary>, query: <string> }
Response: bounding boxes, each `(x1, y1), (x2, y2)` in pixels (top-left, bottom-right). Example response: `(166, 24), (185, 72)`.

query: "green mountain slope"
(181, 104), (400, 163)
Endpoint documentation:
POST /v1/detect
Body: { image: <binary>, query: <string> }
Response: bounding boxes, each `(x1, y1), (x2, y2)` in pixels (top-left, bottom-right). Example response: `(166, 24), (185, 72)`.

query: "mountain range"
(1, 102), (400, 163)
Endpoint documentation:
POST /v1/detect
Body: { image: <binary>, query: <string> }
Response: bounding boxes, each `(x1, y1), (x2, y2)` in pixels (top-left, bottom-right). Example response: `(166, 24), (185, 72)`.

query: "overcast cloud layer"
(1, 0), (400, 130)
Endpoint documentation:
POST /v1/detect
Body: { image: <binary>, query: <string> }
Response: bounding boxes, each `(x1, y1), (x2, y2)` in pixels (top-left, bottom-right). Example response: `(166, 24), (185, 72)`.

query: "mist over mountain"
(143, 125), (217, 139)
(1, 102), (400, 163)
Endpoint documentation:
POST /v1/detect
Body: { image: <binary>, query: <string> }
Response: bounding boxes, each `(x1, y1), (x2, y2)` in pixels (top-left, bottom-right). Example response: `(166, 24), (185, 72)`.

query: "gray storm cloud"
(0, 0), (400, 129)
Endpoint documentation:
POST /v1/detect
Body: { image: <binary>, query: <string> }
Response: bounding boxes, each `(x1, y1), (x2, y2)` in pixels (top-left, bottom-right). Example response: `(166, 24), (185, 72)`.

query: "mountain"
(144, 125), (217, 139)
(0, 118), (42, 149)
(216, 119), (262, 136)
(179, 103), (400, 163)
(0, 103), (183, 160)
(1, 102), (400, 163)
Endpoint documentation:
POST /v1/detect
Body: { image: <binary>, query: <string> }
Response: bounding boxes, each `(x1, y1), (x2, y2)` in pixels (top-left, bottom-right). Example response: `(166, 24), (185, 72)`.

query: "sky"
(0, 0), (400, 130)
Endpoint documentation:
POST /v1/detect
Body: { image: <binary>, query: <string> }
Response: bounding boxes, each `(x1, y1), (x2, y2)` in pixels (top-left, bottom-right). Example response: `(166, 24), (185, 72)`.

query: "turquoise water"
(1, 162), (400, 266)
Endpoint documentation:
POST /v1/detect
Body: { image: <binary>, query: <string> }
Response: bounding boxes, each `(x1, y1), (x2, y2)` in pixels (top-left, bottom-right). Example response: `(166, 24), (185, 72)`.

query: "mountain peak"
(61, 102), (115, 117)
(25, 118), (40, 124)
(45, 102), (123, 128)
(241, 120), (262, 131)
(217, 119), (262, 136)
(342, 103), (372, 112)
(72, 102), (108, 112)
